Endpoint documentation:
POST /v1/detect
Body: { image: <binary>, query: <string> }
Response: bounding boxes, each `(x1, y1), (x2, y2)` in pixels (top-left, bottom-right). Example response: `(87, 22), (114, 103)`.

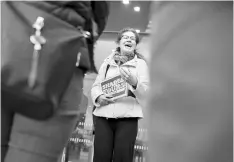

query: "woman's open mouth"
(124, 43), (132, 50)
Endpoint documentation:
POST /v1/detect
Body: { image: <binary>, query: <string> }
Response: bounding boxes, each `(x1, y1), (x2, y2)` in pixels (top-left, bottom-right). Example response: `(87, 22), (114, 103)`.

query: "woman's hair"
(116, 27), (140, 44)
(115, 27), (146, 62)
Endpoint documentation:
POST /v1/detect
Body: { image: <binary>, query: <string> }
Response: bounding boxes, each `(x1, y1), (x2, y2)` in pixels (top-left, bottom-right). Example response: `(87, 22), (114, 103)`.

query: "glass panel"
(60, 120), (149, 162)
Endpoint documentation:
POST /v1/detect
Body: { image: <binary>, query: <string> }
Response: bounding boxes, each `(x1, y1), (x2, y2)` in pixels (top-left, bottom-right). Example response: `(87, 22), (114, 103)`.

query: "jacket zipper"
(77, 26), (91, 38)
(28, 16), (46, 88)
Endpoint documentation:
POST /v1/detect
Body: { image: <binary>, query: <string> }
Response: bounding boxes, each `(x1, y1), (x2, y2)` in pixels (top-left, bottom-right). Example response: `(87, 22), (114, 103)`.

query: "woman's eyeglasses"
(121, 35), (136, 41)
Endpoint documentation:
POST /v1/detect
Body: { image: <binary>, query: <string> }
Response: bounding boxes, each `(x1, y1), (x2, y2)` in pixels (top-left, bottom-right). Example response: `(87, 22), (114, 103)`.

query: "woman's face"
(119, 31), (137, 54)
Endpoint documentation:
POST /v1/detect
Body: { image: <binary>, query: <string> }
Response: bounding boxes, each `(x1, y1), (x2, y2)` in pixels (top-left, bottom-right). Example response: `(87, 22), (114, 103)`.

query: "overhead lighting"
(136, 29), (140, 33)
(122, 0), (129, 5)
(134, 6), (140, 12)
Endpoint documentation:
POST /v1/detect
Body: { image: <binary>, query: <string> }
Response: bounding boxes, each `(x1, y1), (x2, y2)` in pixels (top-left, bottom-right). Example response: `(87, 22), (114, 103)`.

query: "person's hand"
(120, 67), (138, 87)
(97, 94), (114, 106)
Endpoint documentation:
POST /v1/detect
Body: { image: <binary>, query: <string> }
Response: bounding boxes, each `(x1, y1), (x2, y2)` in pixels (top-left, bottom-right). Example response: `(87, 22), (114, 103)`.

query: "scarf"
(113, 49), (135, 66)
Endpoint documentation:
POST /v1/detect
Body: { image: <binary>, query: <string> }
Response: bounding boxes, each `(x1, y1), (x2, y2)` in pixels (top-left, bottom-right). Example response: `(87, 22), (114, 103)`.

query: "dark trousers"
(93, 117), (138, 162)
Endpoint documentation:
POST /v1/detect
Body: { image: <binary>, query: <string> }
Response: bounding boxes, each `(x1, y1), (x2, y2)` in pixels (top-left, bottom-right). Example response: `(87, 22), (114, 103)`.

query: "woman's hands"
(96, 94), (114, 106)
(96, 68), (138, 107)
(120, 67), (138, 87)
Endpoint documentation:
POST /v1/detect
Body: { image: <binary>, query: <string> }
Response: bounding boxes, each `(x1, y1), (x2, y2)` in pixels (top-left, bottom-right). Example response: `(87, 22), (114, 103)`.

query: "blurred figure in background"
(1, 1), (109, 162)
(147, 1), (232, 162)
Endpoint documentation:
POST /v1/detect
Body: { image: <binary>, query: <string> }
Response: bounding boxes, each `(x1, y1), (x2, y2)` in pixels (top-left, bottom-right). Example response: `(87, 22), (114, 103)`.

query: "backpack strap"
(128, 90), (136, 98)
(104, 64), (110, 79)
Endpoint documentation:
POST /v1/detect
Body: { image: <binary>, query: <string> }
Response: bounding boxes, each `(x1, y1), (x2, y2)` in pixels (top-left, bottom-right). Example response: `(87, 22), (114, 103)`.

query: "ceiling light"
(122, 0), (129, 5)
(136, 29), (140, 33)
(134, 6), (140, 12)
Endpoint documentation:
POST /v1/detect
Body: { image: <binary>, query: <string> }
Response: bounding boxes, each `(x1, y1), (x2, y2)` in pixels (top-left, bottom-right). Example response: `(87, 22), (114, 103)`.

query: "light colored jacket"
(91, 51), (149, 118)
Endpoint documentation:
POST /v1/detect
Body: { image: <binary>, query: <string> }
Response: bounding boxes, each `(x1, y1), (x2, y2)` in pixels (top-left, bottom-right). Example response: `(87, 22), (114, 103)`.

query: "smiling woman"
(114, 28), (139, 65)
(114, 28), (146, 65)
(91, 27), (149, 162)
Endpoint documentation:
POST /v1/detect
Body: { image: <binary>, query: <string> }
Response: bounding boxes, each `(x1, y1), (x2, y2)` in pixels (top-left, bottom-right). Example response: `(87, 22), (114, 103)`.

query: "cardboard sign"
(101, 75), (127, 100)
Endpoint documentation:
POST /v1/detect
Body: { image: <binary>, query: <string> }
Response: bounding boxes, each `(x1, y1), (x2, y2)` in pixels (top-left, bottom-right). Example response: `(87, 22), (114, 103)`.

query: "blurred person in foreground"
(147, 1), (232, 162)
(1, 1), (109, 162)
(91, 27), (149, 162)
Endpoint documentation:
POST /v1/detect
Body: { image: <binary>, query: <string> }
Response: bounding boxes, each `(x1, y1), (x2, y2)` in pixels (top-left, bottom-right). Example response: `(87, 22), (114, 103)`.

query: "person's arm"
(91, 1), (110, 36)
(46, 1), (109, 38)
(129, 59), (149, 101)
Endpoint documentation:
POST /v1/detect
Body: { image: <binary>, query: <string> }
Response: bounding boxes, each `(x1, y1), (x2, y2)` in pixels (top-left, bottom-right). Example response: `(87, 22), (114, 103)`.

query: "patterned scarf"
(113, 49), (135, 66)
